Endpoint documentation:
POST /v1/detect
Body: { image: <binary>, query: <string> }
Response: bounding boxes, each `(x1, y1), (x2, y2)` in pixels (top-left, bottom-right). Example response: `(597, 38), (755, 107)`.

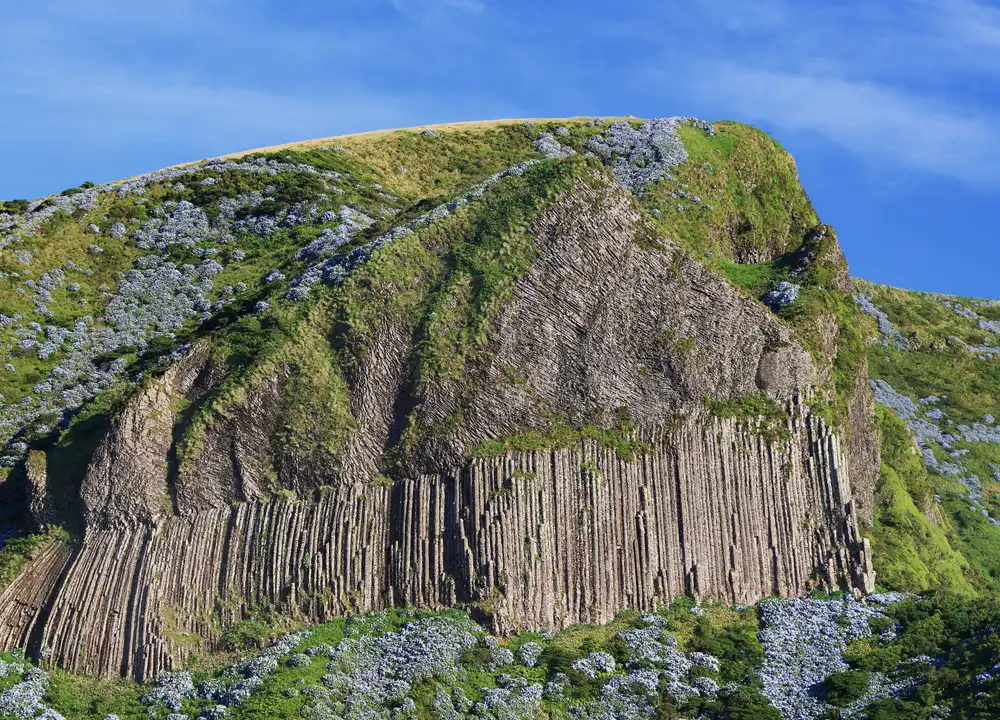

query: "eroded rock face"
(0, 408), (871, 680)
(0, 172), (875, 679)
(394, 177), (817, 471)
(26, 450), (54, 531)
(79, 343), (221, 529)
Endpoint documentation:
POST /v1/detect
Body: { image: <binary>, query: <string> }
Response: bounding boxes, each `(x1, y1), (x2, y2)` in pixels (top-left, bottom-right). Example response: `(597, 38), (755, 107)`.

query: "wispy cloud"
(926, 0), (1000, 48)
(696, 66), (1000, 183)
(391, 0), (487, 20)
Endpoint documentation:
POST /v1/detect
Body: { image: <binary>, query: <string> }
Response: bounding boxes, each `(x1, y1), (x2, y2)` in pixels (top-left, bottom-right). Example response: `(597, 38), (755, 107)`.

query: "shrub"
(823, 670), (870, 706)
(0, 199), (29, 214)
(220, 619), (272, 651)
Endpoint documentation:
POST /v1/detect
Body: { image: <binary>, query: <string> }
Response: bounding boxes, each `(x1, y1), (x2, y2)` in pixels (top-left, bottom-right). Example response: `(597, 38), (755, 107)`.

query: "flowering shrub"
(582, 117), (714, 195)
(534, 133), (576, 159)
(758, 597), (893, 720)
(516, 641), (542, 667)
(141, 671), (196, 711)
(764, 281), (801, 311)
(855, 293), (911, 349)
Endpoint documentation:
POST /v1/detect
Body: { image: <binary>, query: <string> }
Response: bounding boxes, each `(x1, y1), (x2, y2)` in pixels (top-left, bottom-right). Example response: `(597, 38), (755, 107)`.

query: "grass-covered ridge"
(0, 114), (877, 546)
(871, 407), (976, 597)
(858, 279), (1000, 596)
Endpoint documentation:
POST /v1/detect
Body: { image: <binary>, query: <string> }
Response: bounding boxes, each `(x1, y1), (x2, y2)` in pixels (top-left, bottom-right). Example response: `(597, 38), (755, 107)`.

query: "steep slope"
(0, 118), (877, 679)
(856, 280), (1000, 595)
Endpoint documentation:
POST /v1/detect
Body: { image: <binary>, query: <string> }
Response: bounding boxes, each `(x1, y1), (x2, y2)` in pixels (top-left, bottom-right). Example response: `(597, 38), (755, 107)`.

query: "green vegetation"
(409, 156), (581, 386)
(470, 414), (650, 462)
(843, 594), (1000, 718)
(860, 280), (1000, 594)
(718, 258), (786, 296)
(41, 670), (147, 720)
(862, 283), (1000, 426)
(871, 407), (975, 597)
(336, 123), (542, 201)
(0, 199), (29, 214)
(641, 122), (820, 263)
(274, 305), (357, 463)
(220, 619), (275, 652)
(0, 532), (52, 593)
(0, 602), (785, 720)
(823, 670), (871, 707)
(707, 392), (790, 441)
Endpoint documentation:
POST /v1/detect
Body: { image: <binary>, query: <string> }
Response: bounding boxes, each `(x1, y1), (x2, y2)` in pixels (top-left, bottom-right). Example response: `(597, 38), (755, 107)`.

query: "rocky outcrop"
(80, 343), (222, 528)
(26, 450), (55, 531)
(409, 178), (818, 467)
(393, 401), (874, 632)
(0, 400), (872, 679)
(0, 167), (878, 680)
(150, 176), (821, 503)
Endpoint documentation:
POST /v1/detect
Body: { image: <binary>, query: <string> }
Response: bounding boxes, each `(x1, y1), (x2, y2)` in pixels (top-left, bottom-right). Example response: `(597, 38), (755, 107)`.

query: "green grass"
(860, 280), (1000, 594)
(43, 671), (146, 719)
(706, 392), (791, 441)
(331, 121), (548, 202)
(718, 259), (785, 297)
(871, 408), (976, 597)
(408, 155), (583, 386)
(469, 416), (651, 462)
(0, 532), (53, 593)
(645, 122), (819, 263)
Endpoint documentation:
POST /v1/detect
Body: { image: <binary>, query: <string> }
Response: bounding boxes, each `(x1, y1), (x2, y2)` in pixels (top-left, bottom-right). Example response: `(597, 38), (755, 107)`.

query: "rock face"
(26, 450), (54, 531)
(0, 402), (871, 679)
(0, 169), (876, 679)
(80, 344), (222, 528)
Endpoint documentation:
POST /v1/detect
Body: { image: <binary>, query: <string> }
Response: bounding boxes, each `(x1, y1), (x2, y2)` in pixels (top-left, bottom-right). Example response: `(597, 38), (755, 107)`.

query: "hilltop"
(0, 117), (997, 719)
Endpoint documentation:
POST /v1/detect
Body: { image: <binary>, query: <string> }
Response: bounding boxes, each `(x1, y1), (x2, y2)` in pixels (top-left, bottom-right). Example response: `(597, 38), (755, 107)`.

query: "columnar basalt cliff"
(0, 403), (871, 679)
(0, 118), (881, 681)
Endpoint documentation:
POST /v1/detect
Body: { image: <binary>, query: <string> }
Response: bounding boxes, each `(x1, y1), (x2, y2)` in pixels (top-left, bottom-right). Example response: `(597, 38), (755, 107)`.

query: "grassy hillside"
(857, 279), (1000, 595)
(2, 117), (998, 717)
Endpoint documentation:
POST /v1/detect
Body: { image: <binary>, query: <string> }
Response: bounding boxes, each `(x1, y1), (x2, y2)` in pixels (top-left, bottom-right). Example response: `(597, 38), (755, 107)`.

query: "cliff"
(0, 406), (871, 679)
(0, 117), (878, 679)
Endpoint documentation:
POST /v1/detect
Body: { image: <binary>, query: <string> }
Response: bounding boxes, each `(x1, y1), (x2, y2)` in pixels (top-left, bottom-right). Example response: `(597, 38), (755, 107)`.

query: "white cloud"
(699, 66), (1000, 183)
(926, 0), (1000, 48)
(391, 0), (486, 18)
(694, 0), (789, 31)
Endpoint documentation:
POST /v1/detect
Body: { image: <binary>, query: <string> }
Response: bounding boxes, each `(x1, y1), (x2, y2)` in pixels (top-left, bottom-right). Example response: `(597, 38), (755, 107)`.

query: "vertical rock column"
(15, 483), (392, 679)
(390, 406), (871, 632)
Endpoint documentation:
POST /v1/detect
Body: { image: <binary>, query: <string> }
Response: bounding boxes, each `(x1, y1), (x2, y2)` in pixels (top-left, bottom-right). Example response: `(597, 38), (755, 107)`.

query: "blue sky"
(1, 0), (998, 297)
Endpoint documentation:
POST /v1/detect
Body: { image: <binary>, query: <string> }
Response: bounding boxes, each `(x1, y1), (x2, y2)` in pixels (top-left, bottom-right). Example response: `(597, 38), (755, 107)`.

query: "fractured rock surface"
(0, 168), (877, 680)
(0, 402), (871, 679)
